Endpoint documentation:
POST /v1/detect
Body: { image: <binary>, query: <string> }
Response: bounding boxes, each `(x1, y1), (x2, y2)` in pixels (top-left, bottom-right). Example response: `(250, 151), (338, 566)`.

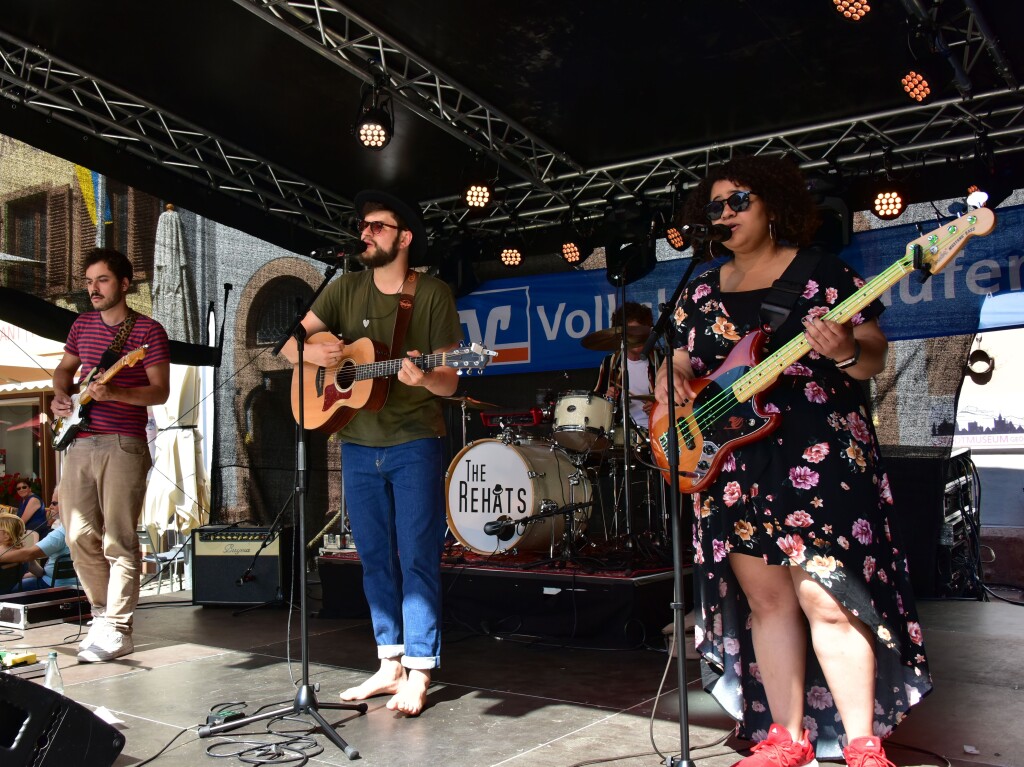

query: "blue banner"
(456, 204), (1024, 375)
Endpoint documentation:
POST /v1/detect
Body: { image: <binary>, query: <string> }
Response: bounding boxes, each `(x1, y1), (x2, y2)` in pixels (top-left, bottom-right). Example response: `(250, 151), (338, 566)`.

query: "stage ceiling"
(1, 1), (1023, 271)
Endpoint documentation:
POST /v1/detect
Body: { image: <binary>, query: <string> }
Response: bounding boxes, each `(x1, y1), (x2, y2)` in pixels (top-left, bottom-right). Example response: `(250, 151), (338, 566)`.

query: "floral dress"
(671, 250), (932, 759)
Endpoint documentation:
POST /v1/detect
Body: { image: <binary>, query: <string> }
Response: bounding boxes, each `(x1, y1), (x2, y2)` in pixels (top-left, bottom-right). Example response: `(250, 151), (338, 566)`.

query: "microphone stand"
(198, 254), (367, 759)
(643, 243), (711, 767)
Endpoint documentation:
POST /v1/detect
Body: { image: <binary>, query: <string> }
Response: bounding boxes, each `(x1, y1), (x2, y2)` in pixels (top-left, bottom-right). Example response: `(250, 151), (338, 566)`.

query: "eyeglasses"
(16, 485), (29, 491)
(704, 190), (756, 221)
(48, 501), (59, 507)
(354, 219), (401, 236)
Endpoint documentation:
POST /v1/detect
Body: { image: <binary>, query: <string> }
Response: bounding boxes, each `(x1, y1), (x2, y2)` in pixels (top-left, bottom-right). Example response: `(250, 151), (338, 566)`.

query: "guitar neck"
(351, 352), (448, 382)
(734, 255), (915, 402)
(76, 351), (142, 407)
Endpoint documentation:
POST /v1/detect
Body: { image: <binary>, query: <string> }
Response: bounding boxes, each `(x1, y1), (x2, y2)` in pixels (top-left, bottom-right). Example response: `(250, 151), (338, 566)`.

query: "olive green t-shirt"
(310, 269), (463, 446)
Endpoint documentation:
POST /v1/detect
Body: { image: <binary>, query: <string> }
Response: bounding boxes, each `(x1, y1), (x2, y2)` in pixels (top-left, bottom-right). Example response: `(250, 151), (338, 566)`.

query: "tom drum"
(551, 390), (613, 452)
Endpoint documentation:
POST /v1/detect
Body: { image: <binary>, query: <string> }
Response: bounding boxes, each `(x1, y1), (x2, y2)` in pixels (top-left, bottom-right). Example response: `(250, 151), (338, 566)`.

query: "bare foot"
(386, 669), (431, 716)
(340, 659), (404, 701)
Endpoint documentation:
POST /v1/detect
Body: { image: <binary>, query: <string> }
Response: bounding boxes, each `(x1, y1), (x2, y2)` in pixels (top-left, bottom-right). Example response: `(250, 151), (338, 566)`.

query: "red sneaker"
(843, 736), (896, 767)
(732, 723), (819, 767)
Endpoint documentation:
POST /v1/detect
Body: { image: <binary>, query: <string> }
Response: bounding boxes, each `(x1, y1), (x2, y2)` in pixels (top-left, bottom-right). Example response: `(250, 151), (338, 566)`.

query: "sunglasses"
(49, 501), (59, 507)
(704, 190), (756, 221)
(354, 219), (401, 236)
(16, 485), (29, 491)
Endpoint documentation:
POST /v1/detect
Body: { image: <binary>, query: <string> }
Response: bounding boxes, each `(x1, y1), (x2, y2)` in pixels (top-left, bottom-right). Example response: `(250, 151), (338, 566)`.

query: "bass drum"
(446, 439), (591, 555)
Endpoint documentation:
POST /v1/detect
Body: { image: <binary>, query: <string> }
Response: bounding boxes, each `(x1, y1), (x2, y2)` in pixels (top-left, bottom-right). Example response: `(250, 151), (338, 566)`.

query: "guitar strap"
(388, 270), (419, 358)
(98, 309), (138, 370)
(758, 247), (823, 334)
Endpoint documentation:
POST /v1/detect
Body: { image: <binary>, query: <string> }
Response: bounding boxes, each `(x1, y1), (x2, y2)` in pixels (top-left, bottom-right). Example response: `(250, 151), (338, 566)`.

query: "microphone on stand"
(309, 241), (368, 264)
(483, 516), (516, 541)
(236, 572), (256, 586)
(678, 223), (732, 243)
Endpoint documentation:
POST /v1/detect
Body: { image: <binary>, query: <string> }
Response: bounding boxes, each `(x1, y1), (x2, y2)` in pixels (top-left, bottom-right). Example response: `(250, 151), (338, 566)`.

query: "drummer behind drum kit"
(444, 325), (666, 561)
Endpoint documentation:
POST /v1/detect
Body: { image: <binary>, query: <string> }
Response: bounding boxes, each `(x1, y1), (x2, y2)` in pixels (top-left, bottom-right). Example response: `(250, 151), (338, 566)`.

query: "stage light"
(465, 183), (490, 208)
(872, 189), (905, 220)
(499, 244), (523, 267)
(901, 70), (931, 102)
(833, 0), (870, 21)
(354, 79), (394, 151)
(559, 212), (593, 265)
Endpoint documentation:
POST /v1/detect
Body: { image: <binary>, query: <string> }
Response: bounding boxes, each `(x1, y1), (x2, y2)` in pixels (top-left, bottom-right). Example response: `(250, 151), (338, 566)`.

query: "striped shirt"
(64, 311), (170, 438)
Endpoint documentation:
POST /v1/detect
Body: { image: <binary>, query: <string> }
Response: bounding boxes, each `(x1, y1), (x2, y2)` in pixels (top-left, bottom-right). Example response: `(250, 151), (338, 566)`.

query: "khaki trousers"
(60, 434), (151, 634)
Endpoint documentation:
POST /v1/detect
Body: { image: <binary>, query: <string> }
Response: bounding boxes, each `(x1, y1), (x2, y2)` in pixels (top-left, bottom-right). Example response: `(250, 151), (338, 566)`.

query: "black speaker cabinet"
(191, 526), (296, 606)
(0, 672), (125, 767)
(885, 448), (980, 599)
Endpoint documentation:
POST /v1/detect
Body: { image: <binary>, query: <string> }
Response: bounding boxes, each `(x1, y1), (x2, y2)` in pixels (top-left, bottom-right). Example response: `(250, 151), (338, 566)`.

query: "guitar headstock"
(910, 207), (996, 277)
(446, 343), (498, 375)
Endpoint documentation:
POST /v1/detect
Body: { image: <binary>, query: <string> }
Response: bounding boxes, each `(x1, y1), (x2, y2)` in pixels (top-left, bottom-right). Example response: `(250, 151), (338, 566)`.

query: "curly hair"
(680, 155), (820, 246)
(611, 301), (653, 327)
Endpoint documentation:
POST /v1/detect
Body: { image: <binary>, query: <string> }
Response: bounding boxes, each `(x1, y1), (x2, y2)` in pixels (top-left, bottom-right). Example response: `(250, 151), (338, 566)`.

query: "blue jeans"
(341, 438), (446, 669)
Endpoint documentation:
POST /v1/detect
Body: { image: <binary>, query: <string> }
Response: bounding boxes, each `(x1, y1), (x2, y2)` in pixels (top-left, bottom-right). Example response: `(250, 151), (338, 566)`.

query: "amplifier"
(191, 526), (296, 606)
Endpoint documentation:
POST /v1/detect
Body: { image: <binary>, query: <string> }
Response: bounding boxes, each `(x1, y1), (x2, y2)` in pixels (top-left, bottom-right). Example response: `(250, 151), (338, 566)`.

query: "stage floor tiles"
(1, 586), (1022, 767)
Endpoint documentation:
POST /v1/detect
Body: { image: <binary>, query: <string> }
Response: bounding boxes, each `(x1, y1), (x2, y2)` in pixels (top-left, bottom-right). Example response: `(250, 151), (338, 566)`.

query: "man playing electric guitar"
(281, 190), (462, 717)
(50, 248), (170, 663)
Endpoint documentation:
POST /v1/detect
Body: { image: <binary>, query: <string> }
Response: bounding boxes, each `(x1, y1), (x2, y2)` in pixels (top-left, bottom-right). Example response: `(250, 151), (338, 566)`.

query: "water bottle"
(43, 651), (64, 695)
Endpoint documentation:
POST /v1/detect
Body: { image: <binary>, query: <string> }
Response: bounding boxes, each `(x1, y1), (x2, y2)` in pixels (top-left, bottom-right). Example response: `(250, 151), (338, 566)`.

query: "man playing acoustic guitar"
(282, 190), (462, 716)
(51, 248), (170, 662)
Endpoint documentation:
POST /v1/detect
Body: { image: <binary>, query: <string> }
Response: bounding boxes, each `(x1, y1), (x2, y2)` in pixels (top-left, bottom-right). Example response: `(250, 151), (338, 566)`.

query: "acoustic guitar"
(291, 334), (496, 432)
(51, 345), (149, 451)
(650, 207), (996, 494)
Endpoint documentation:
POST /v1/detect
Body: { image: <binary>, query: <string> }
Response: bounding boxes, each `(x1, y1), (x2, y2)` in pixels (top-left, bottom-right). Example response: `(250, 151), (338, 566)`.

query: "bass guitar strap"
(758, 247), (823, 334)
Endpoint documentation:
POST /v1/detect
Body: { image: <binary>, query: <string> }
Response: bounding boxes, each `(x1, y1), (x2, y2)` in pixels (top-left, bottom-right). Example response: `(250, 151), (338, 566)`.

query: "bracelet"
(835, 340), (861, 369)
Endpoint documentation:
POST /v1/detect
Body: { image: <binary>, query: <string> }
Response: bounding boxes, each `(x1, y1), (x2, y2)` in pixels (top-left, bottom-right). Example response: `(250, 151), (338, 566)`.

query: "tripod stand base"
(197, 683), (367, 760)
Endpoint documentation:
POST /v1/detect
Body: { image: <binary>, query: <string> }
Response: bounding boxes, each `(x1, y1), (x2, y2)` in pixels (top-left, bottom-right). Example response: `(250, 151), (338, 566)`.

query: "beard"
(358, 238), (400, 269)
(91, 292), (124, 312)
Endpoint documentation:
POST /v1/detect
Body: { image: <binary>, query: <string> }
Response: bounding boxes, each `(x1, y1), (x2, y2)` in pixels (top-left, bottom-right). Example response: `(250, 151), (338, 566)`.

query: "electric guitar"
(51, 345), (149, 451)
(291, 334), (496, 432)
(650, 207), (996, 494)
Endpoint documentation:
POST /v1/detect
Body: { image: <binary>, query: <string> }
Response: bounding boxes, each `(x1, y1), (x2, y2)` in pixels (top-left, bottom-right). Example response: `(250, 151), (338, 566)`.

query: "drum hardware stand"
(198, 255), (367, 759)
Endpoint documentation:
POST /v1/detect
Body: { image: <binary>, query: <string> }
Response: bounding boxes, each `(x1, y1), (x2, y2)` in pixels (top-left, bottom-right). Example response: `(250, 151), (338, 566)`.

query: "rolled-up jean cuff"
(377, 644), (404, 660)
(402, 655), (439, 671)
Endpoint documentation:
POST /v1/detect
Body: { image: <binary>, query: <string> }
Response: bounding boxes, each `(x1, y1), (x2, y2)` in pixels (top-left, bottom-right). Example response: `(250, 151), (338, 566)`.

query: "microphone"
(679, 223), (732, 243)
(236, 573), (256, 586)
(483, 516), (516, 541)
(310, 241), (368, 261)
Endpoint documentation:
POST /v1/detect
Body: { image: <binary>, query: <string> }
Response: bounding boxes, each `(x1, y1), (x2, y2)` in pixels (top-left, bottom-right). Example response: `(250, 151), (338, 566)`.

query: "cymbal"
(443, 395), (501, 410)
(580, 326), (650, 351)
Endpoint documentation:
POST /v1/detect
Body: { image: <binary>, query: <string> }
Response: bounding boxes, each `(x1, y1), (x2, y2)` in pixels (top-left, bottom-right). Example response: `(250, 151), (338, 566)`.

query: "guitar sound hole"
(335, 365), (356, 390)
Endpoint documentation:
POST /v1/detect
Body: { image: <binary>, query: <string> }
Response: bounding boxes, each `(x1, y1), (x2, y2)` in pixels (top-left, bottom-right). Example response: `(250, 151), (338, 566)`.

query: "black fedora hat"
(354, 189), (428, 262)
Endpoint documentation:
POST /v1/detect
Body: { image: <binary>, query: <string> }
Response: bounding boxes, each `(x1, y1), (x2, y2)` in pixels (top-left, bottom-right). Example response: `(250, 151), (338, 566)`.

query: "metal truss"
(424, 86), (1024, 234)
(233, 0), (583, 200)
(1, 0), (1021, 251)
(0, 29), (358, 245)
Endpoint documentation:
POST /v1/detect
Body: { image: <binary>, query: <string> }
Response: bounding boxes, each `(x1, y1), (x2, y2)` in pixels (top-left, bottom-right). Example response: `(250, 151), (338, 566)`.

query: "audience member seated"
(14, 479), (51, 539)
(0, 512), (31, 594)
(17, 491), (76, 591)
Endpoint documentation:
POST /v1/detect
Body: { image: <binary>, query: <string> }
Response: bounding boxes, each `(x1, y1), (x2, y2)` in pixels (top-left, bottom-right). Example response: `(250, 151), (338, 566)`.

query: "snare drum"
(552, 390), (613, 452)
(446, 439), (591, 555)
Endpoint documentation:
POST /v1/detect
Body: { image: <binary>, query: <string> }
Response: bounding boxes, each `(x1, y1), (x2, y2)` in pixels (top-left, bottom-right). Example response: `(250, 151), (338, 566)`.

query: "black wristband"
(835, 340), (861, 369)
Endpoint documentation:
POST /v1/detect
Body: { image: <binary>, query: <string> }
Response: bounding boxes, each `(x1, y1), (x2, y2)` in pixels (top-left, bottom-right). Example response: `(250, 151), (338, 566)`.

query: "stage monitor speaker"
(0, 672), (125, 767)
(886, 449), (980, 599)
(191, 526), (296, 606)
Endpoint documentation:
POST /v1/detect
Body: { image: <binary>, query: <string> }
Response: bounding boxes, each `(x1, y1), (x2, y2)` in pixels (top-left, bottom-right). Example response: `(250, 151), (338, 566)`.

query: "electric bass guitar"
(291, 334), (496, 432)
(650, 207), (996, 494)
(50, 345), (149, 451)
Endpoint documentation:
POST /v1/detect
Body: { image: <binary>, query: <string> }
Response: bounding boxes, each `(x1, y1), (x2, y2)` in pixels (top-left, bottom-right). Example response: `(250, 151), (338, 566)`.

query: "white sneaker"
(78, 614), (108, 650)
(77, 626), (133, 663)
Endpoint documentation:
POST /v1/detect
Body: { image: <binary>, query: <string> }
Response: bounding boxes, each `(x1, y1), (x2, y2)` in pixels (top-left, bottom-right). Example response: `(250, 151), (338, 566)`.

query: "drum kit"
(442, 325), (668, 564)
